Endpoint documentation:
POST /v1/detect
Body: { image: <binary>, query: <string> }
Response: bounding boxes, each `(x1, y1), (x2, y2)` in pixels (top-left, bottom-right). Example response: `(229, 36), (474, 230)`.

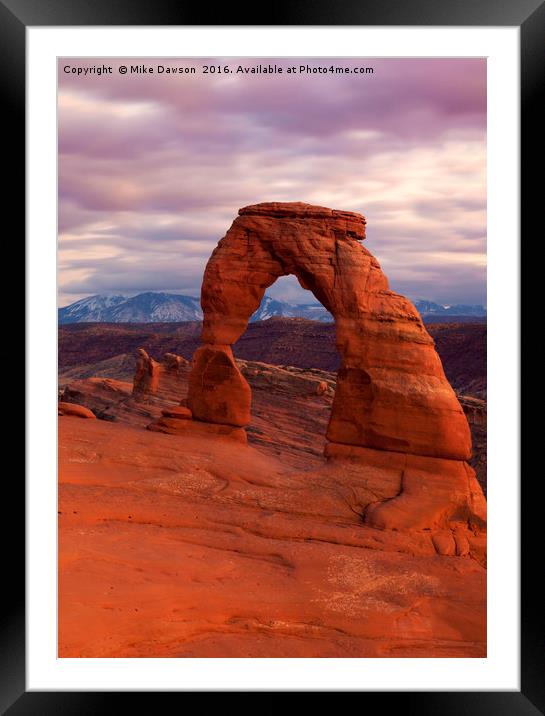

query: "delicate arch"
(188, 202), (471, 461)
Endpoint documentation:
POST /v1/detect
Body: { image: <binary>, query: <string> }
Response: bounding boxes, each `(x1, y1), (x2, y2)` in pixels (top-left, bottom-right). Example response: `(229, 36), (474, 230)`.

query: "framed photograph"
(10, 0), (536, 708)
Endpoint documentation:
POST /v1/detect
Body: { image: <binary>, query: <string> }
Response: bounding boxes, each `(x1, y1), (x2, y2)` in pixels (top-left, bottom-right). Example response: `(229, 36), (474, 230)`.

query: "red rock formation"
(163, 352), (189, 372)
(161, 406), (192, 420)
(192, 202), (470, 459)
(132, 348), (161, 398)
(132, 348), (191, 410)
(58, 401), (96, 419)
(187, 202), (483, 533)
(147, 416), (247, 443)
(147, 393), (245, 444)
(324, 443), (486, 543)
(315, 380), (329, 396)
(459, 395), (487, 428)
(187, 345), (251, 427)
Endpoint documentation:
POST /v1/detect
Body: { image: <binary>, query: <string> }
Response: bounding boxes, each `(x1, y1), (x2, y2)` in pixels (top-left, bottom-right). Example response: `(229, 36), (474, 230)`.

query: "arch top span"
(189, 201), (472, 462)
(201, 201), (378, 346)
(238, 201), (368, 225)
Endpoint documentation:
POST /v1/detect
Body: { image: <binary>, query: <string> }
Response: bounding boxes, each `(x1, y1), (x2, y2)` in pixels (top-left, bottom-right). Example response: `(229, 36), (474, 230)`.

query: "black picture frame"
(8, 0), (536, 709)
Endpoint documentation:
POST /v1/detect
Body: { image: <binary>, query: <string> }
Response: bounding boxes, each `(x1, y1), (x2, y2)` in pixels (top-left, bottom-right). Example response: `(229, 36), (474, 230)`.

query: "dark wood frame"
(7, 0), (536, 709)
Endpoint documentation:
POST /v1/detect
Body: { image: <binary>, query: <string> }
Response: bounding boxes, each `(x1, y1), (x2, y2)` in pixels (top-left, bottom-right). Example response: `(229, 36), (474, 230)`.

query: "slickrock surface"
(61, 377), (156, 426)
(59, 416), (486, 658)
(59, 351), (137, 386)
(60, 356), (486, 485)
(60, 354), (340, 469)
(59, 362), (487, 659)
(59, 349), (486, 657)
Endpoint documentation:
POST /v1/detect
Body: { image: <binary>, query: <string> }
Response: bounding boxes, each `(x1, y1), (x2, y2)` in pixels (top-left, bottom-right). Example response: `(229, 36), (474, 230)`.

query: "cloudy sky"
(58, 57), (486, 307)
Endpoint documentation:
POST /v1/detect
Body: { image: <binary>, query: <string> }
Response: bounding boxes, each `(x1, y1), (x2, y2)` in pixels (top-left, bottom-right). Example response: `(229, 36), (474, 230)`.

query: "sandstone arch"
(187, 202), (472, 462)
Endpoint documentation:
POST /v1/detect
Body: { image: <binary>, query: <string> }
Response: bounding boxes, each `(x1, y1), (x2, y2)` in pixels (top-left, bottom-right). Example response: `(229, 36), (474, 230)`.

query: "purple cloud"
(58, 57), (486, 307)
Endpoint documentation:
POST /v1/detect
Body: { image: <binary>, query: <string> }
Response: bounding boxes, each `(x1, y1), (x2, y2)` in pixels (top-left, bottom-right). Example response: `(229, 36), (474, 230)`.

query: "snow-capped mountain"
(250, 296), (297, 321)
(107, 292), (202, 322)
(58, 292), (333, 325)
(413, 300), (486, 317)
(57, 293), (129, 323)
(58, 292), (202, 324)
(249, 296), (333, 322)
(59, 292), (486, 325)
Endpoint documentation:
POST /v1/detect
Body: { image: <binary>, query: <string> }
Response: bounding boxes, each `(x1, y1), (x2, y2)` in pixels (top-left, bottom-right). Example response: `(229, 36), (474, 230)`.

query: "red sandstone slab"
(58, 418), (486, 658)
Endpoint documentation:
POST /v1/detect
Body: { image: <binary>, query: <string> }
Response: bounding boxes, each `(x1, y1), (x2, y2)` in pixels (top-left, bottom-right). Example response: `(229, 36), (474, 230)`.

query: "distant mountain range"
(58, 293), (202, 324)
(411, 300), (487, 317)
(58, 291), (486, 324)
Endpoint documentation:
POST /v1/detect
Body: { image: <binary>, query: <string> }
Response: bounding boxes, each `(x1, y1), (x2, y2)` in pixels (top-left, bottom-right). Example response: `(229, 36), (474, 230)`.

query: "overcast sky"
(58, 57), (486, 307)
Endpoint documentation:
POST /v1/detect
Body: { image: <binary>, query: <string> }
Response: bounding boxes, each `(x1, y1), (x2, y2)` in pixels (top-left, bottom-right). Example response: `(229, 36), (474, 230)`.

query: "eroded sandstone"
(187, 202), (484, 534)
(133, 348), (161, 397)
(190, 202), (470, 460)
(59, 417), (486, 657)
(187, 345), (251, 427)
(58, 401), (96, 419)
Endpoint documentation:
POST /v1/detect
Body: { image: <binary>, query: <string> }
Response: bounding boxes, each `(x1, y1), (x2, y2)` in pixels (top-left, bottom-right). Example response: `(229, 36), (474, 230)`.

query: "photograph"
(57, 56), (488, 659)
